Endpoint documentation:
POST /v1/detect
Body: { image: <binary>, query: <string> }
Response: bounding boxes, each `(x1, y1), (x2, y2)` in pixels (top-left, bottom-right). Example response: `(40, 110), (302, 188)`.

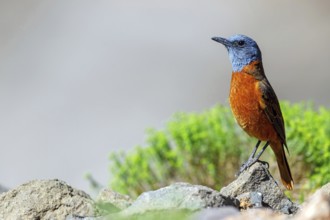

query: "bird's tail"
(270, 141), (294, 190)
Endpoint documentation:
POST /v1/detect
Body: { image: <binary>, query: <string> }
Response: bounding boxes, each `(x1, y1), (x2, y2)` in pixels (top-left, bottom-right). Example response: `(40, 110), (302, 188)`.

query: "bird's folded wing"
(258, 79), (288, 152)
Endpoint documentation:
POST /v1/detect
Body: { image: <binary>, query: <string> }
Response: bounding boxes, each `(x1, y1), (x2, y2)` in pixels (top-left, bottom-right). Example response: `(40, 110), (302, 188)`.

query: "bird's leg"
(253, 141), (270, 161)
(236, 141), (269, 176)
(236, 140), (261, 176)
(247, 140), (261, 161)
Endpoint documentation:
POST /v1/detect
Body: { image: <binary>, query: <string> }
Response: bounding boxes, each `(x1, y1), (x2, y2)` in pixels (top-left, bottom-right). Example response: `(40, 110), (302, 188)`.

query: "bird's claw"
(235, 158), (267, 177)
(256, 159), (269, 169)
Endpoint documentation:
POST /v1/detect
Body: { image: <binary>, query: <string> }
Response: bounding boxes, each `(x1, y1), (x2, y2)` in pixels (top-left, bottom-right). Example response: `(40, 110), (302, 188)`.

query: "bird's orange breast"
(229, 70), (277, 141)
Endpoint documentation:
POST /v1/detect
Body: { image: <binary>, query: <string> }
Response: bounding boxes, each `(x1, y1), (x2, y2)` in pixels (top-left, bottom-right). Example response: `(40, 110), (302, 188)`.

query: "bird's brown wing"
(259, 79), (288, 152)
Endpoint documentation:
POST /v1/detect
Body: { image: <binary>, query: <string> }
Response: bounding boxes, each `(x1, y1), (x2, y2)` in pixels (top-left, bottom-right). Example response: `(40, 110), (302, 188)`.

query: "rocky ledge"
(0, 162), (329, 220)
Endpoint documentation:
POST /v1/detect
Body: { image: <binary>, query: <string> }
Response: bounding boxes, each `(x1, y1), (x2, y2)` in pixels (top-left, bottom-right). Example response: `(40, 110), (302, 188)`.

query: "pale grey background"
(0, 0), (329, 194)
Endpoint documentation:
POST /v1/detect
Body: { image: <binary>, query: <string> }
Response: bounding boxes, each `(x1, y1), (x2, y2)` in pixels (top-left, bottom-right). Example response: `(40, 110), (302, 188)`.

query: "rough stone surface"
(236, 192), (263, 209)
(0, 179), (95, 219)
(220, 162), (299, 214)
(2, 177), (327, 219)
(96, 188), (133, 210)
(120, 182), (238, 216)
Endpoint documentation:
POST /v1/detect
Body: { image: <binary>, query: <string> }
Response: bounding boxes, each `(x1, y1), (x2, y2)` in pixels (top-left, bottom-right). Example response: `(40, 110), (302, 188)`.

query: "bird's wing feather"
(258, 79), (288, 152)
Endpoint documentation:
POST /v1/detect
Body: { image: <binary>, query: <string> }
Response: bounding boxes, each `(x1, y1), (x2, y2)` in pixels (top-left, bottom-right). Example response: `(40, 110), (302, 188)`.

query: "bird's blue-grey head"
(212, 34), (262, 72)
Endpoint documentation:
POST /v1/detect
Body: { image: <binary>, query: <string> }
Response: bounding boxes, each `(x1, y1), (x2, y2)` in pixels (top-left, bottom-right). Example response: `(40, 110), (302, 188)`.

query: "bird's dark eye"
(237, 40), (245, 46)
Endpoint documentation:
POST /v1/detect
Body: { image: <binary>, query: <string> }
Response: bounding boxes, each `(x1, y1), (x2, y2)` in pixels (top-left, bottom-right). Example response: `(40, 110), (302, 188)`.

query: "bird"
(211, 34), (294, 190)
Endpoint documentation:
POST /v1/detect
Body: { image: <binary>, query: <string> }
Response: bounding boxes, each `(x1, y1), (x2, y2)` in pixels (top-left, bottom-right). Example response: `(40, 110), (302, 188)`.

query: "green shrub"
(108, 102), (330, 197)
(282, 102), (330, 190)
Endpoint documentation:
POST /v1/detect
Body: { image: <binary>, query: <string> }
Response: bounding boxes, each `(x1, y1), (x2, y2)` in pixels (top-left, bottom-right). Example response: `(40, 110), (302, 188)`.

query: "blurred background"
(0, 0), (329, 194)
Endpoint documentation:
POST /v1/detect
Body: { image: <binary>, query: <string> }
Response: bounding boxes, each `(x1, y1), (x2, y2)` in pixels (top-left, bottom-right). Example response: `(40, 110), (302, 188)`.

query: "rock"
(190, 207), (240, 220)
(66, 215), (100, 220)
(236, 192), (263, 209)
(220, 162), (299, 214)
(120, 182), (238, 216)
(317, 182), (330, 197)
(294, 191), (330, 220)
(66, 215), (104, 220)
(96, 188), (133, 210)
(226, 208), (287, 220)
(0, 179), (95, 219)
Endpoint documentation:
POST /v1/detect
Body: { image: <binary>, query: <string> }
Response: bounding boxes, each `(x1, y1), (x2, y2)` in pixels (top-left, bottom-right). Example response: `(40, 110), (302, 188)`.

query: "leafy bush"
(282, 102), (330, 190)
(108, 102), (330, 197)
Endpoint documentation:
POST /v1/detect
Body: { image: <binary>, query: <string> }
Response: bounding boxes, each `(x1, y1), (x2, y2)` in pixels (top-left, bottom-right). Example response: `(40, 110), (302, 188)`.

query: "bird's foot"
(257, 160), (269, 169)
(235, 158), (256, 177)
(235, 159), (268, 177)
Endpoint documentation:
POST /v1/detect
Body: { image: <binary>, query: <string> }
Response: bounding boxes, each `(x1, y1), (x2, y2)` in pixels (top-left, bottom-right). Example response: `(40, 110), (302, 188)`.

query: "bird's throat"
(233, 60), (265, 80)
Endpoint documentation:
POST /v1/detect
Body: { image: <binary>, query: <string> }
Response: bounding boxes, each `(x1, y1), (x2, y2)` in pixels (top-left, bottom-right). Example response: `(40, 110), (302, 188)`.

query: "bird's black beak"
(211, 37), (232, 47)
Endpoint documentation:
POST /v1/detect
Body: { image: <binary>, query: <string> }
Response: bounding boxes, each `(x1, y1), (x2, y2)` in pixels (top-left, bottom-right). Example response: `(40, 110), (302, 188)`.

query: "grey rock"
(66, 215), (104, 220)
(236, 192), (263, 209)
(220, 162), (299, 214)
(294, 191), (330, 220)
(96, 188), (133, 210)
(190, 207), (240, 220)
(249, 191), (263, 208)
(120, 182), (238, 216)
(0, 179), (95, 219)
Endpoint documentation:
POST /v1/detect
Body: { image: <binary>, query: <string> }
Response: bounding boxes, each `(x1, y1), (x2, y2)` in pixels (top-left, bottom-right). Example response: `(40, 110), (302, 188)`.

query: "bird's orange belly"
(229, 73), (277, 141)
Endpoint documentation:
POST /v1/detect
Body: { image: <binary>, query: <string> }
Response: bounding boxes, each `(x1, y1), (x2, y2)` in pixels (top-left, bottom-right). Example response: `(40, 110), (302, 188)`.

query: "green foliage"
(108, 102), (330, 197)
(282, 102), (330, 189)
